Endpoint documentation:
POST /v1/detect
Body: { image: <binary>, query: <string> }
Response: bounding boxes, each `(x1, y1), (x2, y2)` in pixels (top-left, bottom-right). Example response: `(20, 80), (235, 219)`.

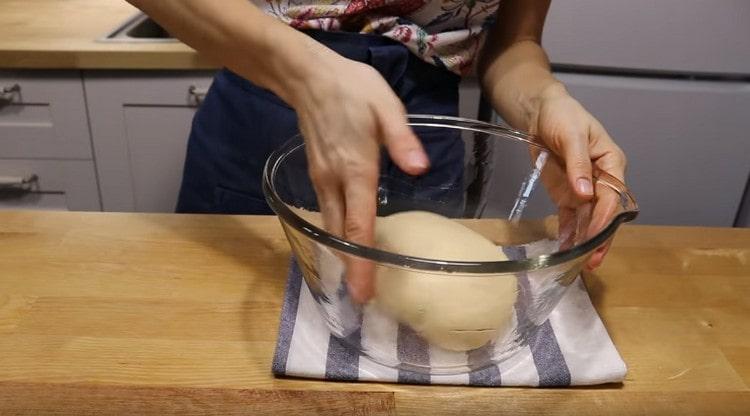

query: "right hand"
(290, 54), (430, 303)
(527, 84), (627, 269)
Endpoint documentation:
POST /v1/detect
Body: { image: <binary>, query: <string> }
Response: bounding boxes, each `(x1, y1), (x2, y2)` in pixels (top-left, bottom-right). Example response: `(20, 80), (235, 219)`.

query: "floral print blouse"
(257, 0), (501, 75)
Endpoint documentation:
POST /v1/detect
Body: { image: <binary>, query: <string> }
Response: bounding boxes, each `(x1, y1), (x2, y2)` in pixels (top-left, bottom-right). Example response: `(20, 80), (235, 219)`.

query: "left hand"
(528, 83), (627, 270)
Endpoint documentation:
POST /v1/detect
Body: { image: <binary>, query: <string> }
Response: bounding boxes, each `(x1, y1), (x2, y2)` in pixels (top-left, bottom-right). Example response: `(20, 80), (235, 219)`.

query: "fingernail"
(407, 150), (429, 170)
(576, 178), (593, 196)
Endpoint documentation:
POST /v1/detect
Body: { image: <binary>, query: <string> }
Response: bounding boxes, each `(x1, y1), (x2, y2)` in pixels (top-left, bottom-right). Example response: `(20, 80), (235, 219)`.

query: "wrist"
(226, 17), (340, 108)
(268, 36), (346, 110)
(483, 67), (567, 132)
(521, 80), (567, 132)
(536, 80), (568, 101)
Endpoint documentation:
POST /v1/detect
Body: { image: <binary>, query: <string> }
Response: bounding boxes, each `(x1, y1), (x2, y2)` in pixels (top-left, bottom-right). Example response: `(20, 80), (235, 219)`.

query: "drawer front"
(0, 71), (92, 159)
(0, 159), (100, 211)
(83, 70), (217, 107)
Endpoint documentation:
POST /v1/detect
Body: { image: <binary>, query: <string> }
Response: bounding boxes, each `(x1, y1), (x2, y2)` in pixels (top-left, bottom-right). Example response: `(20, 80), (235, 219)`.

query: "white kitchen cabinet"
(0, 159), (100, 211)
(84, 71), (215, 212)
(0, 70), (100, 212)
(0, 71), (93, 159)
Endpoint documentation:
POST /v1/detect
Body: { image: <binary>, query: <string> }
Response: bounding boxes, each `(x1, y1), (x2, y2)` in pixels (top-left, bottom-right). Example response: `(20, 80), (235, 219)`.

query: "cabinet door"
(736, 183), (749, 227)
(543, 0), (750, 75)
(0, 159), (100, 211)
(489, 73), (750, 227)
(84, 71), (215, 212)
(0, 71), (92, 159)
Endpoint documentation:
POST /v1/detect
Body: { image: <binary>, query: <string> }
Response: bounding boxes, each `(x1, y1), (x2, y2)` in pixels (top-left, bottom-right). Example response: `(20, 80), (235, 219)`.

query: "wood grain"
(0, 0), (216, 69)
(394, 390), (750, 416)
(0, 210), (749, 415)
(0, 382), (396, 416)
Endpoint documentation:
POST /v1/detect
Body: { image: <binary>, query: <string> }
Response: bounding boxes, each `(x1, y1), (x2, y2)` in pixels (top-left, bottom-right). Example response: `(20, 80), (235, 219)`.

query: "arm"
(477, 0), (627, 269)
(127, 0), (429, 301)
(126, 0), (331, 110)
(477, 0), (558, 132)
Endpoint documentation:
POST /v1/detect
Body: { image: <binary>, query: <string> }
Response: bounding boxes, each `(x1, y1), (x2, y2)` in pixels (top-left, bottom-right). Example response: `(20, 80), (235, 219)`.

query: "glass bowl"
(263, 114), (638, 375)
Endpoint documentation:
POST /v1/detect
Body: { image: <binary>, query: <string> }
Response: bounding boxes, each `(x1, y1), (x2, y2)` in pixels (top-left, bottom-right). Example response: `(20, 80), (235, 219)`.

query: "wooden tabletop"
(0, 0), (214, 69)
(0, 211), (748, 415)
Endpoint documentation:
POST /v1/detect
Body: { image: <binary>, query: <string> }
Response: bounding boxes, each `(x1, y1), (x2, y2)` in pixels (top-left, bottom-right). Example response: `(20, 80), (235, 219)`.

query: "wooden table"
(0, 211), (748, 415)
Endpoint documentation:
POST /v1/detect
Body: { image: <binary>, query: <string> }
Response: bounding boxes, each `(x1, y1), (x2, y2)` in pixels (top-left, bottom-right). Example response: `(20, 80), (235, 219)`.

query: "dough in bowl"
(374, 211), (518, 351)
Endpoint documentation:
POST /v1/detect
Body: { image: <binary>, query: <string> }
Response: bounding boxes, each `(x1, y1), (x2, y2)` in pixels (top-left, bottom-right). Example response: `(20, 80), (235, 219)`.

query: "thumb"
(377, 107), (430, 176)
(559, 130), (594, 200)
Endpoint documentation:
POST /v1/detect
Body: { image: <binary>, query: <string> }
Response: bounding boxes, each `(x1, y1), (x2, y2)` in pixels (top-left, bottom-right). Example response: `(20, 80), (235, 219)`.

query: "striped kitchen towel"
(272, 241), (627, 386)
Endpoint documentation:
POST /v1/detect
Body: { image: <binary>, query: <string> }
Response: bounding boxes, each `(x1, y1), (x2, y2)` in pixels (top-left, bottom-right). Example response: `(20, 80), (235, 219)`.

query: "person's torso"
(254, 0), (502, 75)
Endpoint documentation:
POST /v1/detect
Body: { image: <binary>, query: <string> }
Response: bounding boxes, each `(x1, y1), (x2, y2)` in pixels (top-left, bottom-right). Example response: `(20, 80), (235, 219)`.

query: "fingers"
(341, 166), (379, 303)
(583, 183), (619, 270)
(308, 147), (345, 237)
(560, 129), (594, 200)
(586, 126), (624, 243)
(581, 122), (626, 270)
(589, 121), (627, 182)
(586, 240), (612, 270)
(587, 182), (619, 238)
(310, 154), (378, 304)
(315, 184), (345, 238)
(558, 207), (577, 250)
(376, 106), (429, 176)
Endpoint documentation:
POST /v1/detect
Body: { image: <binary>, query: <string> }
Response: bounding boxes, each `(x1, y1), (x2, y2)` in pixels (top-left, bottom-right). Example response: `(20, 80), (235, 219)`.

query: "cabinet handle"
(188, 85), (208, 105)
(0, 174), (38, 193)
(0, 83), (21, 104)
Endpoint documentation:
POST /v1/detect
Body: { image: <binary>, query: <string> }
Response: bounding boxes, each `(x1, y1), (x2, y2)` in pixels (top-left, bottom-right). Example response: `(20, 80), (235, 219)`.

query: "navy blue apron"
(176, 30), (464, 215)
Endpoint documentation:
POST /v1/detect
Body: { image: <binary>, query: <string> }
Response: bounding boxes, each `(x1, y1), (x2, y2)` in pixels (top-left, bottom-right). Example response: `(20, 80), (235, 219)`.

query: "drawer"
(0, 71), (92, 159)
(0, 159), (100, 211)
(83, 70), (216, 107)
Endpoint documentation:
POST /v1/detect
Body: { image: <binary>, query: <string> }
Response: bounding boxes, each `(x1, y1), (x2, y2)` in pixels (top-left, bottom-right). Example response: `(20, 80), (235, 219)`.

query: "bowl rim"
(262, 114), (639, 273)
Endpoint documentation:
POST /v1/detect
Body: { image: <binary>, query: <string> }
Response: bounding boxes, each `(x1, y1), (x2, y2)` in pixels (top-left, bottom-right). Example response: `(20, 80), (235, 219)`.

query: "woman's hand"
(291, 54), (430, 303)
(529, 83), (627, 269)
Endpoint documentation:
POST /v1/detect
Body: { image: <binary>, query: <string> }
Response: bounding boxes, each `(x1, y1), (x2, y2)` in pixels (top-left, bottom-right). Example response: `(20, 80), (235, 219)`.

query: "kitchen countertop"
(0, 0), (215, 69)
(0, 211), (748, 415)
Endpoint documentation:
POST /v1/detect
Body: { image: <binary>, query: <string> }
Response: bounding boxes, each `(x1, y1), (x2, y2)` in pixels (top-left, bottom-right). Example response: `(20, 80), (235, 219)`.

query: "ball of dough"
(374, 211), (518, 351)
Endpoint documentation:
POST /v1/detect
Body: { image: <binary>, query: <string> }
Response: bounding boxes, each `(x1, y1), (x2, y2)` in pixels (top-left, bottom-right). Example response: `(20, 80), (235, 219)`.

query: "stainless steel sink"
(100, 13), (177, 42)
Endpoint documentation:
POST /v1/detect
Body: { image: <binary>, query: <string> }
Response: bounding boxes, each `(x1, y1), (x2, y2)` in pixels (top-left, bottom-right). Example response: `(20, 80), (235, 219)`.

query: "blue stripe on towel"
(504, 245), (571, 387)
(468, 344), (501, 386)
(527, 320), (571, 386)
(272, 259), (304, 375)
(397, 324), (431, 384)
(325, 329), (362, 381)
